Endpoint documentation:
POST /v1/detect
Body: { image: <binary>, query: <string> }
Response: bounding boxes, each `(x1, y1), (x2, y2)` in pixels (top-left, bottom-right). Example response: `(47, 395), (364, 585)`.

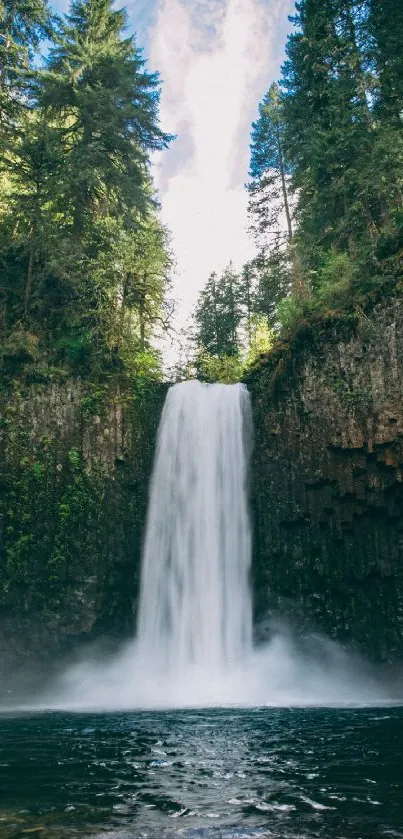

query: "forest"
(193, 0), (403, 382)
(0, 0), (402, 384)
(0, 0), (173, 384)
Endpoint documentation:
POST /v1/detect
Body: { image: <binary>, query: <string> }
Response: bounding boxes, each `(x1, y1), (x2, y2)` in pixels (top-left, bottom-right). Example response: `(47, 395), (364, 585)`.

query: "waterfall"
(136, 380), (253, 677)
(42, 381), (389, 709)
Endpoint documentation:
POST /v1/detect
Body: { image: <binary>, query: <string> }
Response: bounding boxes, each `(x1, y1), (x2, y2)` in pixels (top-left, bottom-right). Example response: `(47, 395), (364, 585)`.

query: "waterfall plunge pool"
(0, 706), (403, 838)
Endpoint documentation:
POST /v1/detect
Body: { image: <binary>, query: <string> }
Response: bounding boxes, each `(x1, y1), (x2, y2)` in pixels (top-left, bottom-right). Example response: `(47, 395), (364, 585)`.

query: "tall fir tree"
(39, 0), (171, 238)
(248, 82), (293, 249)
(280, 0), (398, 292)
(0, 0), (52, 137)
(194, 265), (243, 359)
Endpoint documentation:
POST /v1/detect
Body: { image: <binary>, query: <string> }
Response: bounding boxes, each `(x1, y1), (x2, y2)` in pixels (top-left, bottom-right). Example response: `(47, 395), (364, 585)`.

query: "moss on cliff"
(247, 294), (403, 661)
(0, 377), (165, 678)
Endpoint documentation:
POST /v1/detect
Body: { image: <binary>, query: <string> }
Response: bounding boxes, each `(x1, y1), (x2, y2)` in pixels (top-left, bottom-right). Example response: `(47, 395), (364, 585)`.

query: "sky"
(51, 0), (296, 351)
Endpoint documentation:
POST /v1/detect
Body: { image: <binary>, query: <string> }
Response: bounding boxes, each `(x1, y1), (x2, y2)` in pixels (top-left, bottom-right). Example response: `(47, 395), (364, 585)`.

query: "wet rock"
(247, 298), (403, 661)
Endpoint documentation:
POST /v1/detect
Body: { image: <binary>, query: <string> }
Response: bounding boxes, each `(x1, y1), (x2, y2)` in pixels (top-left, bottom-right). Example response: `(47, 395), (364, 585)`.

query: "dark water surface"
(0, 707), (402, 838)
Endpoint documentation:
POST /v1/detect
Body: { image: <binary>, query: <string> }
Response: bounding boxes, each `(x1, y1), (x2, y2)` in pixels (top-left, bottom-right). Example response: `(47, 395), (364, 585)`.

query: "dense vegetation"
(2, 0), (401, 385)
(193, 0), (403, 382)
(0, 0), (172, 381)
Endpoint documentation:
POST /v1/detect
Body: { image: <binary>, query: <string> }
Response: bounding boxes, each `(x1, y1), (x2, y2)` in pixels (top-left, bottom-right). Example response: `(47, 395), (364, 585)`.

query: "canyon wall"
(0, 376), (165, 688)
(247, 298), (403, 661)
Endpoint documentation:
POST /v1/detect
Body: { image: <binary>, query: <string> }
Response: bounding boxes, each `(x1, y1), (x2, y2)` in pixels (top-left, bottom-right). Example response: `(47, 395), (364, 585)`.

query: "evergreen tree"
(368, 0), (403, 123)
(194, 272), (222, 357)
(245, 249), (292, 328)
(194, 265), (243, 358)
(0, 0), (52, 135)
(239, 264), (254, 345)
(245, 0), (401, 332)
(0, 0), (173, 376)
(39, 0), (171, 238)
(113, 215), (173, 352)
(248, 82), (293, 249)
(282, 0), (374, 265)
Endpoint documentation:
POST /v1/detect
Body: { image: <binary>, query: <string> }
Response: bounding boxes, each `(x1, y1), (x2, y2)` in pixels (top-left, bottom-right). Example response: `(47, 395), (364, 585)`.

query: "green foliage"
(240, 0), (402, 341)
(276, 296), (303, 334)
(315, 252), (356, 306)
(369, 0), (403, 123)
(244, 315), (273, 368)
(0, 379), (165, 622)
(1, 329), (40, 363)
(195, 351), (244, 384)
(0, 0), (173, 381)
(246, 248), (292, 328)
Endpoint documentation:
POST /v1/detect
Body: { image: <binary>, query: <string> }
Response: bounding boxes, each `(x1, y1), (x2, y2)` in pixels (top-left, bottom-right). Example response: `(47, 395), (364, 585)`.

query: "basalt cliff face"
(247, 298), (403, 661)
(0, 377), (164, 689)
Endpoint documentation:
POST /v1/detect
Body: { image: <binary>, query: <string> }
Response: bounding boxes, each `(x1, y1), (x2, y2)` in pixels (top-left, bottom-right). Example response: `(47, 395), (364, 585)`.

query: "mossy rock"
(2, 330), (40, 364)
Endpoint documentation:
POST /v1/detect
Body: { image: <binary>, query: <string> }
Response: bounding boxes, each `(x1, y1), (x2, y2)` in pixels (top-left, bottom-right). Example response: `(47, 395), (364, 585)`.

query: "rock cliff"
(0, 376), (165, 688)
(247, 298), (403, 660)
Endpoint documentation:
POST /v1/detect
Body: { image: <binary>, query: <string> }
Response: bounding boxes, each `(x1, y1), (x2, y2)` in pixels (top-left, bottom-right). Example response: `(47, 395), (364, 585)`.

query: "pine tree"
(0, 0), (52, 135)
(194, 272), (222, 357)
(194, 265), (243, 358)
(248, 83), (293, 249)
(39, 0), (171, 238)
(368, 0), (403, 124)
(245, 249), (292, 328)
(282, 0), (380, 272)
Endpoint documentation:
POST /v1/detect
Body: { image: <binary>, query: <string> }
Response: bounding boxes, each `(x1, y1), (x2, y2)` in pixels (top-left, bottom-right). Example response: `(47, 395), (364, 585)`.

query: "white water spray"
(39, 381), (394, 709)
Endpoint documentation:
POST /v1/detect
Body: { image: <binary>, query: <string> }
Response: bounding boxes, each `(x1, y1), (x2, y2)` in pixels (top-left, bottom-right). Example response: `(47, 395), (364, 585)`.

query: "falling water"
(38, 381), (393, 709)
(136, 380), (253, 676)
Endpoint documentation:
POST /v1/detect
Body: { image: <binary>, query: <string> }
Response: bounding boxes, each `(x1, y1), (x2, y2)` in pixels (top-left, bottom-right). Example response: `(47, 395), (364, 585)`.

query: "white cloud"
(150, 0), (295, 347)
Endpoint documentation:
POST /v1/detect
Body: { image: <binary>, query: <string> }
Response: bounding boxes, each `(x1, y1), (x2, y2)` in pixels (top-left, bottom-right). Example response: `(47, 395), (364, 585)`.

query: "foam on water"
(40, 381), (394, 710)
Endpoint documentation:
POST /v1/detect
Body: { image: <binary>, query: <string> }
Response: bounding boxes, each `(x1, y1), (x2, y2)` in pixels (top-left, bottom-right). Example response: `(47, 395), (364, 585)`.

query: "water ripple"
(0, 707), (402, 838)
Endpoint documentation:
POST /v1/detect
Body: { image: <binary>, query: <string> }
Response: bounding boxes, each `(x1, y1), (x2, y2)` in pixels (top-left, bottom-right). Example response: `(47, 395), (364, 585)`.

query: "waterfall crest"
(136, 380), (253, 676)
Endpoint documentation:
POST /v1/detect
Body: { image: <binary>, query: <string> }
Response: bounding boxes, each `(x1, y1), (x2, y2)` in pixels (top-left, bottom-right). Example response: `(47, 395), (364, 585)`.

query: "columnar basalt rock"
(0, 378), (165, 686)
(247, 299), (403, 661)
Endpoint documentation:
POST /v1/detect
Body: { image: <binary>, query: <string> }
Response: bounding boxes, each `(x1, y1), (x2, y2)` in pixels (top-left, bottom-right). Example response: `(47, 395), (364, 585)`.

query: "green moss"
(80, 383), (109, 418)
(249, 290), (403, 661)
(0, 377), (166, 644)
(245, 266), (403, 397)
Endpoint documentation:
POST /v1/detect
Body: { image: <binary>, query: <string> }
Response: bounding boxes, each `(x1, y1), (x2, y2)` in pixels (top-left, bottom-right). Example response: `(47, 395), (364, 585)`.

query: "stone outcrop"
(247, 298), (403, 660)
(0, 377), (165, 688)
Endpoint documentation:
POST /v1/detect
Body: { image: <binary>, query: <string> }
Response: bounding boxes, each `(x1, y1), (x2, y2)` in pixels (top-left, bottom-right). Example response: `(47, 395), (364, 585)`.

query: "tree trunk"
(0, 1), (17, 90)
(118, 274), (130, 347)
(139, 274), (147, 350)
(244, 267), (252, 345)
(341, 6), (373, 130)
(275, 124), (293, 244)
(24, 245), (34, 317)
